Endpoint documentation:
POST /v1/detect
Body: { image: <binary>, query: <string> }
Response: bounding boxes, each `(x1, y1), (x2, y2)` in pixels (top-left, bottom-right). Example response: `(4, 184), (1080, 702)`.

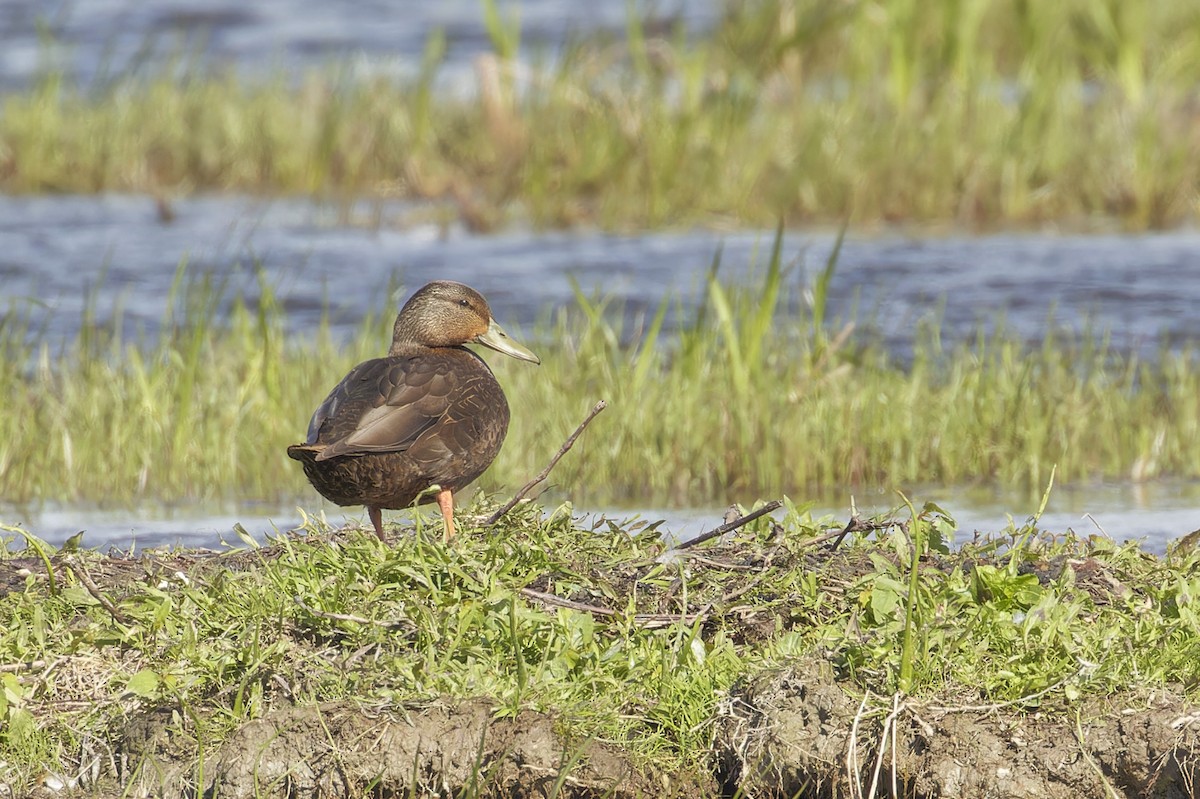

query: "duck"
(287, 280), (540, 541)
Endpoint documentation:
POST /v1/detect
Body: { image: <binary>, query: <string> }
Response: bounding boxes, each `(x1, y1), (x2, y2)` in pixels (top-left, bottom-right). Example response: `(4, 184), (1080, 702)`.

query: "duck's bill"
(475, 319), (541, 364)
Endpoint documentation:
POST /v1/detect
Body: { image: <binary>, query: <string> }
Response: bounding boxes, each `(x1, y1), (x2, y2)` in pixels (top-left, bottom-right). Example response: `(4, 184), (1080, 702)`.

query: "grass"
(1, 239), (1199, 512)
(0, 502), (744, 793)
(1, 0), (1199, 229)
(2, 496), (1199, 794)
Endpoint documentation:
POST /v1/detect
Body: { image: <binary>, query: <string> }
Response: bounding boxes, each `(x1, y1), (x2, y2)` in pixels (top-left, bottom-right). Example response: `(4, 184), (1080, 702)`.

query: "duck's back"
(288, 346), (511, 508)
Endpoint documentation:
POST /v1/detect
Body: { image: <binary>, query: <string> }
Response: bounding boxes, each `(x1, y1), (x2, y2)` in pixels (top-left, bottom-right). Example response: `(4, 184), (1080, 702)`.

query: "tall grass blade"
(897, 491), (924, 694)
(707, 277), (746, 401)
(743, 223), (785, 379)
(628, 294), (669, 395)
(481, 0), (520, 60)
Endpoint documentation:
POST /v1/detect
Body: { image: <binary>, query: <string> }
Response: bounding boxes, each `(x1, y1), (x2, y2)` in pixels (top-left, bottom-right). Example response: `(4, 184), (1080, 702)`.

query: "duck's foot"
(368, 506), (388, 542)
(436, 489), (456, 542)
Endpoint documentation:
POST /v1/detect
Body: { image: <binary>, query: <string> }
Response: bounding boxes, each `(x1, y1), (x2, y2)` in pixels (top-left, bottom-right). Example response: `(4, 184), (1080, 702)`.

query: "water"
(6, 194), (1200, 360)
(7, 480), (1200, 554)
(2, 2), (1199, 553)
(0, 1), (716, 92)
(3, 193), (1200, 552)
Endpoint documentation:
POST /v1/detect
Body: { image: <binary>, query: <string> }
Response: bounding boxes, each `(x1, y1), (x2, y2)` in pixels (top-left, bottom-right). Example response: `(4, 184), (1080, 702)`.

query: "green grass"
(0, 503), (745, 793)
(0, 241), (1195, 511)
(2, 497), (1199, 794)
(2, 0), (1200, 229)
(2, 241), (1199, 511)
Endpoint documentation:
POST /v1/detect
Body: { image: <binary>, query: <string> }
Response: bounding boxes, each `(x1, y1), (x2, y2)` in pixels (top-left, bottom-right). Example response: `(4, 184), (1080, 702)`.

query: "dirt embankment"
(716, 658), (1200, 799)
(6, 542), (1200, 798)
(99, 661), (1200, 799)
(116, 698), (696, 799)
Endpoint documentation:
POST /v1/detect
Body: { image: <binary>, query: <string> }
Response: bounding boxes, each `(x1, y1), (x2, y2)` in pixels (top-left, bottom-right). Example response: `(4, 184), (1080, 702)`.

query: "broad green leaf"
(125, 669), (161, 698)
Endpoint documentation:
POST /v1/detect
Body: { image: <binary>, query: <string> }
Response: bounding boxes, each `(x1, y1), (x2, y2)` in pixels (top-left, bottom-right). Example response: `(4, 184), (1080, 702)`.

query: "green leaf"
(232, 522), (259, 549)
(2, 673), (26, 707)
(689, 637), (707, 666)
(125, 669), (161, 698)
(870, 575), (905, 621)
(972, 565), (1042, 610)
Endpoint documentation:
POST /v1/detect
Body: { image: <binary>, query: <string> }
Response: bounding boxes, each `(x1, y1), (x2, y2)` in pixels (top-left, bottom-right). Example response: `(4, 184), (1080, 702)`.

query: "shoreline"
(4, 503), (1199, 796)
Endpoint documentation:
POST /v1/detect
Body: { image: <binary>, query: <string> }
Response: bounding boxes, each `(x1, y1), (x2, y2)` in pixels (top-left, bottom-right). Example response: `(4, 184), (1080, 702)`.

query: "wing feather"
(308, 356), (459, 461)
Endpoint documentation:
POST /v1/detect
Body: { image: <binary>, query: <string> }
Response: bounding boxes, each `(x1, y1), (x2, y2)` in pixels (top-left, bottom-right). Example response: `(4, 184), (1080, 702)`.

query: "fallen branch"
(519, 586), (708, 629)
(485, 400), (607, 526)
(829, 515), (896, 551)
(675, 500), (782, 550)
(62, 556), (131, 625)
(293, 595), (415, 632)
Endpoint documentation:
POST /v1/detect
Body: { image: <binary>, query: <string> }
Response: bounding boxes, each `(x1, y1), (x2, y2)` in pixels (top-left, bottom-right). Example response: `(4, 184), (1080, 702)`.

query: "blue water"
(2, 2), (1199, 553)
(8, 479), (1200, 553)
(5, 194), (1200, 361)
(0, 0), (716, 92)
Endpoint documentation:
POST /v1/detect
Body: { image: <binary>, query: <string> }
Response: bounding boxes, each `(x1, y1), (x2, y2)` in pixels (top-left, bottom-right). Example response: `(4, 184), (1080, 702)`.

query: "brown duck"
(287, 281), (540, 541)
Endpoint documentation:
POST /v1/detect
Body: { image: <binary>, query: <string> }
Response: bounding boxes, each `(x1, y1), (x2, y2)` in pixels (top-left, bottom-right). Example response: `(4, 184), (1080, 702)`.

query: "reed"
(1, 242), (1198, 512)
(1, 0), (1199, 229)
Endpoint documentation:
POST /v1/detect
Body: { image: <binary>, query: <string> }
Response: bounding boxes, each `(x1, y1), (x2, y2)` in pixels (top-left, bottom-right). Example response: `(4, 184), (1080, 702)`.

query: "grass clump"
(0, 503), (747, 793)
(2, 497), (1199, 794)
(2, 242), (1200, 510)
(2, 0), (1200, 229)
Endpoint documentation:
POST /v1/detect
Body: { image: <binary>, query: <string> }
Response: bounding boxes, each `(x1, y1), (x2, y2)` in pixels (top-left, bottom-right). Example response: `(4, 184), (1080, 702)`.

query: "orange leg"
(436, 488), (456, 542)
(368, 506), (386, 542)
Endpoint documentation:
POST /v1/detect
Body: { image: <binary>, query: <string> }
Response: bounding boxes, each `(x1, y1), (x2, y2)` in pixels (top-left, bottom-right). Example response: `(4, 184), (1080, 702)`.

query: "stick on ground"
(675, 500), (783, 550)
(294, 595), (415, 632)
(485, 400), (607, 526)
(63, 556), (131, 625)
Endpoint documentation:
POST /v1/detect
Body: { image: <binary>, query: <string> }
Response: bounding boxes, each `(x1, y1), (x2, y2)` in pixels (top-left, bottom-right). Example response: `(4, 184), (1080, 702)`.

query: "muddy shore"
(4, 520), (1200, 798)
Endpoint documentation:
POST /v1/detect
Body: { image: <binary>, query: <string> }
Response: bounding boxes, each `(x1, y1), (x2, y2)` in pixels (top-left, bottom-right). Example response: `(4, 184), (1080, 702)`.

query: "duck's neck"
(389, 314), (448, 355)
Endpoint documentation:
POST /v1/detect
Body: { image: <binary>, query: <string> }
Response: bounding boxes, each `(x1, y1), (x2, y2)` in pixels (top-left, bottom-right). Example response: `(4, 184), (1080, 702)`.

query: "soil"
(114, 698), (698, 799)
(5, 539), (1200, 798)
(715, 658), (1200, 799)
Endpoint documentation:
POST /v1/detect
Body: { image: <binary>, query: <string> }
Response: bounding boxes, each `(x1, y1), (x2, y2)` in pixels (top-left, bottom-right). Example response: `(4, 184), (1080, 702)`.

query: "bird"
(287, 280), (540, 542)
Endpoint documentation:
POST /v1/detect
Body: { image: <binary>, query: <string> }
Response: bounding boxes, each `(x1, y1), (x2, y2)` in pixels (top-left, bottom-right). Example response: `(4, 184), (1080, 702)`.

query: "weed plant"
(2, 0), (1199, 228)
(2, 241), (1199, 511)
(2, 497), (1199, 793)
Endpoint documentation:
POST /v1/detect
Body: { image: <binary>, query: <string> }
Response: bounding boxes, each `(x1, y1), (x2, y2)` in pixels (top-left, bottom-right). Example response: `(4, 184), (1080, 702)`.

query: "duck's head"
(390, 280), (540, 364)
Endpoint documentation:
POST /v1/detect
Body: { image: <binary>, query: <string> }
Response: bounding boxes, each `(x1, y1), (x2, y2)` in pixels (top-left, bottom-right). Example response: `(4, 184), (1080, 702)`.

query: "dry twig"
(485, 400), (607, 526)
(924, 669), (1080, 715)
(293, 596), (415, 632)
(520, 587), (618, 617)
(829, 515), (896, 551)
(62, 556), (131, 625)
(519, 587), (707, 629)
(675, 501), (783, 550)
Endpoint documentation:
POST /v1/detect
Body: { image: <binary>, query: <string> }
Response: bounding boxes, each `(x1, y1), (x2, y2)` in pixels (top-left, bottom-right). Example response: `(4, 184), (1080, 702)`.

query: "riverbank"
(2, 499), (1198, 797)
(2, 1), (1198, 230)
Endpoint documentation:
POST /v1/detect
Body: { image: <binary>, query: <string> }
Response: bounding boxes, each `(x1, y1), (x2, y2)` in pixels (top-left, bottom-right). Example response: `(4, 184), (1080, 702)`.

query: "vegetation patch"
(2, 0), (1199, 229)
(3, 246), (1199, 510)
(2, 495), (1199, 797)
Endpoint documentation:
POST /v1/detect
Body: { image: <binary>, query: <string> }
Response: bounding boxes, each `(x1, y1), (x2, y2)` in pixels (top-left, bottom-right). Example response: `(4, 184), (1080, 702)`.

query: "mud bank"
(716, 658), (1200, 799)
(5, 511), (1200, 798)
(29, 660), (1198, 799)
(114, 699), (704, 799)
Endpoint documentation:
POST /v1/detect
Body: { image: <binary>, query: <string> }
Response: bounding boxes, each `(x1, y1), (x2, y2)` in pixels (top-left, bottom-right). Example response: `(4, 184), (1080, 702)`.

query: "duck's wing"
(307, 356), (460, 461)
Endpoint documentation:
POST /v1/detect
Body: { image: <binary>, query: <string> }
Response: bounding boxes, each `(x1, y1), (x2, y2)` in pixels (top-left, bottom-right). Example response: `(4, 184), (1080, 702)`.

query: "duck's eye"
(458, 299), (471, 308)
